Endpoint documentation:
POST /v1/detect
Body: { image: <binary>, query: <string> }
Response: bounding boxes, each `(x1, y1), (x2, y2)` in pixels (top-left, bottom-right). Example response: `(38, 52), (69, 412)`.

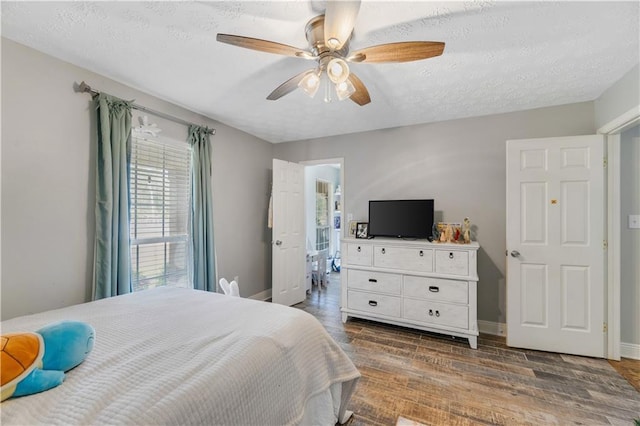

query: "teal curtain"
(93, 94), (133, 299)
(189, 125), (216, 291)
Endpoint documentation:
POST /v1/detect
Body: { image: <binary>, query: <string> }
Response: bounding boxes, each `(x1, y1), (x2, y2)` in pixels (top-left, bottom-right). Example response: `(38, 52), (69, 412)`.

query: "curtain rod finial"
(76, 81), (95, 95)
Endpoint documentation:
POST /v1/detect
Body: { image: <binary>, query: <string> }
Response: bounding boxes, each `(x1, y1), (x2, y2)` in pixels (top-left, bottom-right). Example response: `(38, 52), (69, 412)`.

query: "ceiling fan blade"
(347, 73), (370, 106)
(267, 69), (316, 100)
(348, 41), (445, 63)
(324, 0), (361, 50)
(216, 34), (315, 59)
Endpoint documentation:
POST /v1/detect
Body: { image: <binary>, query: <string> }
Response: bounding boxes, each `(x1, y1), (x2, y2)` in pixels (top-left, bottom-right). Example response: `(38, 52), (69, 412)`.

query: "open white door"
(506, 135), (606, 357)
(272, 159), (306, 306)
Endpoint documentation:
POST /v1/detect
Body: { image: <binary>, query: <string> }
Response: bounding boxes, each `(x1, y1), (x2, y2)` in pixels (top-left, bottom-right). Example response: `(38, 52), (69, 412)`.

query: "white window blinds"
(130, 135), (192, 291)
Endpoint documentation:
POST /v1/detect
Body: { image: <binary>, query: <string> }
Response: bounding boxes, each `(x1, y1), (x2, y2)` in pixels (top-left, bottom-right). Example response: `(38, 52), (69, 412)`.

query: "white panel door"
(506, 135), (605, 357)
(272, 159), (306, 306)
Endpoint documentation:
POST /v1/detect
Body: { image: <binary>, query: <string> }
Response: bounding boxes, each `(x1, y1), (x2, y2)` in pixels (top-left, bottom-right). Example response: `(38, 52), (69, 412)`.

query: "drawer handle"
(428, 309), (433, 316)
(428, 286), (439, 292)
(368, 300), (378, 307)
(381, 248), (386, 254)
(357, 246), (361, 252)
(435, 310), (440, 317)
(419, 250), (424, 257)
(449, 252), (454, 259)
(368, 278), (378, 283)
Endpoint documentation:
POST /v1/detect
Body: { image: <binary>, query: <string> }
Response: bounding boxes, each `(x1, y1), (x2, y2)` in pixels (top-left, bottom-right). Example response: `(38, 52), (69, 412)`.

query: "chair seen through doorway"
(312, 250), (328, 290)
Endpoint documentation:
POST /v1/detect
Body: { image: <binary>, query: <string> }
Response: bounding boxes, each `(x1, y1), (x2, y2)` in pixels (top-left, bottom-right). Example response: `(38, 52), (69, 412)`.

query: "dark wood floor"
(294, 274), (640, 426)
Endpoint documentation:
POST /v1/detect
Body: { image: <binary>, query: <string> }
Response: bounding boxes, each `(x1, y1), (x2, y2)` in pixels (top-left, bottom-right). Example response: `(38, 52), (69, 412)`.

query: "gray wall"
(620, 125), (640, 346)
(1, 39), (274, 319)
(274, 103), (596, 324)
(595, 64), (640, 130)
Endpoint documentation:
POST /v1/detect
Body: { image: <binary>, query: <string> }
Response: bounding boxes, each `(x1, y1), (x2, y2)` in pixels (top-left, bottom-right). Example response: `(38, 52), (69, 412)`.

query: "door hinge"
(603, 240), (608, 250)
(603, 158), (608, 168)
(603, 322), (608, 333)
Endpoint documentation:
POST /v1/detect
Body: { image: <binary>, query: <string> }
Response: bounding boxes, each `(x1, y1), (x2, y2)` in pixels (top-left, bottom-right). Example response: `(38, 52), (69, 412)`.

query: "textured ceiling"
(2, 1), (639, 143)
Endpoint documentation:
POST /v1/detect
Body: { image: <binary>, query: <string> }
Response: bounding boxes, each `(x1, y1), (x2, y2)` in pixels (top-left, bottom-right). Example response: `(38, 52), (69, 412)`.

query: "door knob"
(274, 240), (282, 246)
(510, 250), (520, 258)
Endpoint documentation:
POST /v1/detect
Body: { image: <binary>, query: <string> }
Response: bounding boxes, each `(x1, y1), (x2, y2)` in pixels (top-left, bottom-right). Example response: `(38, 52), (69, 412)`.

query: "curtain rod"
(76, 81), (215, 135)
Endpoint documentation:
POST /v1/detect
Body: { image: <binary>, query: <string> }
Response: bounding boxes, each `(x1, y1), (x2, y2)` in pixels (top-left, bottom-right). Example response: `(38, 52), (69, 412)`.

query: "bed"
(1, 287), (360, 425)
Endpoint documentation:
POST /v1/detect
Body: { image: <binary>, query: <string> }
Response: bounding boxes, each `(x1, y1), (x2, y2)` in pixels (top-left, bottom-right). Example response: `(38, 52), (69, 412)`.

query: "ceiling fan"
(216, 0), (445, 106)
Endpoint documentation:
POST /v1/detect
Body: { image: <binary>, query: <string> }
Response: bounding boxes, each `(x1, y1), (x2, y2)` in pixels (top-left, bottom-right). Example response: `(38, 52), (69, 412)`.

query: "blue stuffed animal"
(1, 320), (95, 401)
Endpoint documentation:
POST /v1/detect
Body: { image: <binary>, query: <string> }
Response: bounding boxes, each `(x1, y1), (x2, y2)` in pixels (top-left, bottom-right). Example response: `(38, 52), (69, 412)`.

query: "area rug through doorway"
(396, 416), (427, 426)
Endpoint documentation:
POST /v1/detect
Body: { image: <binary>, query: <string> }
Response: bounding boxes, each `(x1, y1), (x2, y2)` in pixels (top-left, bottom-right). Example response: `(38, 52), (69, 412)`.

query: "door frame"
(599, 105), (640, 360)
(300, 158), (345, 263)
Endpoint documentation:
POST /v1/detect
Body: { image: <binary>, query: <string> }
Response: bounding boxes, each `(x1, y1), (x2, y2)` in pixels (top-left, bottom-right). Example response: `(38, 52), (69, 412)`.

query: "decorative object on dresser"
(355, 222), (369, 239)
(341, 237), (480, 348)
(435, 221), (473, 244)
(462, 217), (471, 244)
(348, 220), (358, 238)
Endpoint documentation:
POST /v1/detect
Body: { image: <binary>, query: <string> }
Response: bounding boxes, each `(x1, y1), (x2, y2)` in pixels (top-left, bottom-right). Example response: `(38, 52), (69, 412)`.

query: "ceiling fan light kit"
(323, 0), (361, 51)
(327, 58), (349, 84)
(216, 0), (445, 106)
(336, 79), (356, 101)
(298, 71), (321, 98)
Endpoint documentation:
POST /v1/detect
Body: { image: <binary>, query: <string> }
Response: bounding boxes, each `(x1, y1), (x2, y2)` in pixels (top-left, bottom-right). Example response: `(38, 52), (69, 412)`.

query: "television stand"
(340, 237), (479, 349)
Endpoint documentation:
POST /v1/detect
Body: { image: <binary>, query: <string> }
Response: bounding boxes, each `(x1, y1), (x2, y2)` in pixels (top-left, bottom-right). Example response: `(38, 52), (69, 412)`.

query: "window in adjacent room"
(129, 134), (192, 291)
(315, 179), (330, 251)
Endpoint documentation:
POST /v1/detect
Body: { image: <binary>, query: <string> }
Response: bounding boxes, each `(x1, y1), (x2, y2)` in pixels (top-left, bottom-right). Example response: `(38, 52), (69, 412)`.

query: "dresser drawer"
(373, 246), (433, 272)
(348, 290), (401, 318)
(403, 299), (469, 329)
(345, 243), (373, 266)
(348, 269), (401, 295)
(434, 249), (469, 275)
(403, 276), (468, 304)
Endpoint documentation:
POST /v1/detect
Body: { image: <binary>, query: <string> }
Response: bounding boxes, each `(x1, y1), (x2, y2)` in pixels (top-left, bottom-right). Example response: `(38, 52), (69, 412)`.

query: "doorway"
(302, 159), (344, 295)
(601, 111), (640, 360)
(616, 125), (640, 359)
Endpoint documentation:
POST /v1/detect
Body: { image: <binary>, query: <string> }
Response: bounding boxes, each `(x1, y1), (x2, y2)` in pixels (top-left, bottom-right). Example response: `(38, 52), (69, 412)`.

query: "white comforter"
(1, 287), (360, 425)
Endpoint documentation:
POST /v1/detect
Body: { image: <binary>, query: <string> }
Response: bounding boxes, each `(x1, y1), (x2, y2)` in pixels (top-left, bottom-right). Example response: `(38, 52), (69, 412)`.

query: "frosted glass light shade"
(327, 58), (349, 84)
(324, 0), (361, 50)
(298, 72), (320, 98)
(335, 79), (356, 101)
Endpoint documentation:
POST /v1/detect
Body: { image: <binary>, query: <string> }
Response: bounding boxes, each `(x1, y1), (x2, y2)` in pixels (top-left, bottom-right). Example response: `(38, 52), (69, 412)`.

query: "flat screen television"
(368, 199), (434, 239)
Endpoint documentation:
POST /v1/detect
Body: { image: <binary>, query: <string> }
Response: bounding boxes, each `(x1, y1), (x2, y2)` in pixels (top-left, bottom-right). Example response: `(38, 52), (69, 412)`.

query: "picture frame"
(348, 220), (358, 238)
(355, 222), (369, 239)
(435, 222), (462, 243)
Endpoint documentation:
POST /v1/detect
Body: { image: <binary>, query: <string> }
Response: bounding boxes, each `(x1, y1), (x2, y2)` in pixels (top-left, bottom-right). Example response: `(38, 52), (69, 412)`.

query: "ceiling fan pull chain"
(323, 73), (332, 103)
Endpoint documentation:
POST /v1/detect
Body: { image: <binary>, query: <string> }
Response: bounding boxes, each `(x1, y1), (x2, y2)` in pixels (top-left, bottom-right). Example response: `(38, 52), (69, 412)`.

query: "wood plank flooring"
(294, 275), (640, 426)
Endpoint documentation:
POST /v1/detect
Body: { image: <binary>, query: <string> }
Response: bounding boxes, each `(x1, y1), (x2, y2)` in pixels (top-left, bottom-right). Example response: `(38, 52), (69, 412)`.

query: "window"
(130, 135), (192, 291)
(315, 179), (330, 251)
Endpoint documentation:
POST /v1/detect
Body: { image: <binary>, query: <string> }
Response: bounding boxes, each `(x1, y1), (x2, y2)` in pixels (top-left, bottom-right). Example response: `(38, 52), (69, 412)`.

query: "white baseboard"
(620, 342), (640, 360)
(477, 321), (640, 360)
(478, 320), (506, 336)
(248, 289), (272, 301)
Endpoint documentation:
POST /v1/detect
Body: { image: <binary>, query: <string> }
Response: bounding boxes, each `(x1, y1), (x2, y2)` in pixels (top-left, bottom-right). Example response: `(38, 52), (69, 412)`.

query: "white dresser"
(340, 238), (480, 348)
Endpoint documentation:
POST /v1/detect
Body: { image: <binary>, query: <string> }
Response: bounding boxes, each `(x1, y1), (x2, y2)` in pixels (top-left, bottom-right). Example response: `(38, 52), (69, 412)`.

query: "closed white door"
(272, 159), (306, 306)
(506, 135), (606, 357)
